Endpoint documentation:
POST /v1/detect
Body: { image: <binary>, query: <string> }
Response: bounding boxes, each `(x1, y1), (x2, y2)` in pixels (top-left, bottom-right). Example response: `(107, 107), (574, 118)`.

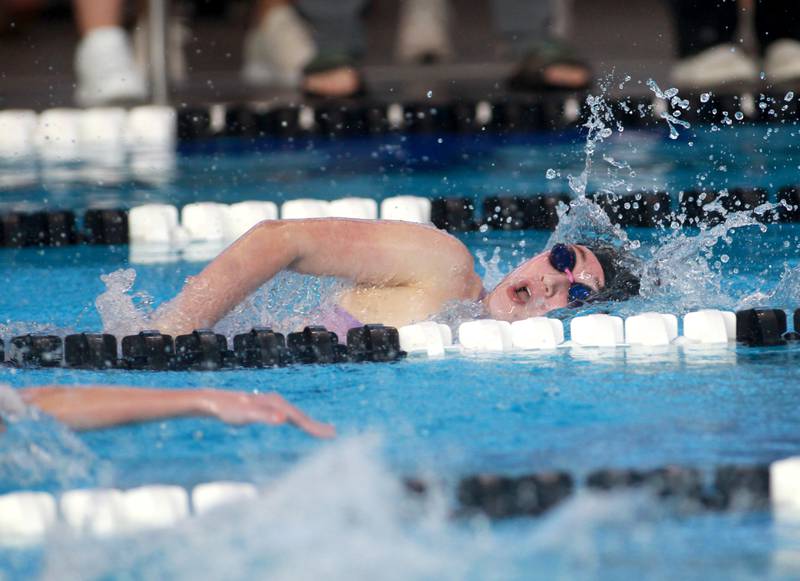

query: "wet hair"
(579, 241), (641, 303)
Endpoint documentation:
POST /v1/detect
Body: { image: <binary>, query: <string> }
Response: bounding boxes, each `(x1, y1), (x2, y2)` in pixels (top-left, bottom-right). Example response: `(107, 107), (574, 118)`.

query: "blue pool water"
(3, 115), (800, 579)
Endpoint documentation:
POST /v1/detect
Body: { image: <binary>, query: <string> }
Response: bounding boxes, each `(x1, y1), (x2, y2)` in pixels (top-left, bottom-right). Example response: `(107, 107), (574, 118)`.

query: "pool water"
(2, 117), (800, 579)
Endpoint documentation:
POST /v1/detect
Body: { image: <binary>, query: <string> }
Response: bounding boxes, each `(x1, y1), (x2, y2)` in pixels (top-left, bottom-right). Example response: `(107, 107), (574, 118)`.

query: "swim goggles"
(548, 243), (594, 304)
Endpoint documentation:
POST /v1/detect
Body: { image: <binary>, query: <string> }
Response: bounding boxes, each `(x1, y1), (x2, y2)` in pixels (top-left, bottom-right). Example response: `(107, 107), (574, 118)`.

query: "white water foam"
(0, 386), (99, 490)
(96, 267), (348, 339)
(95, 268), (152, 337)
(37, 435), (692, 581)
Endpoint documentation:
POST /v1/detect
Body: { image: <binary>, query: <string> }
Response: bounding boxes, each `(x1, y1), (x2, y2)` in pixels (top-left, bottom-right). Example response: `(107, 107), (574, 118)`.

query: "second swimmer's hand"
(205, 391), (336, 439)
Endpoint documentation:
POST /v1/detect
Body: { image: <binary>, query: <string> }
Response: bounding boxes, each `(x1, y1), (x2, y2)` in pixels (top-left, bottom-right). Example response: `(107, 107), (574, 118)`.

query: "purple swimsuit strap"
(317, 304), (363, 343)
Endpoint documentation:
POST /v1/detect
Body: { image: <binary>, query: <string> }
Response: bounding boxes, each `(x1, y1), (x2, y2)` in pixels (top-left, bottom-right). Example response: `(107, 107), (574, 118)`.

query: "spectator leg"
(295, 0), (369, 97)
(490, 0), (552, 56)
(296, 0), (369, 58)
(73, 0), (125, 36)
(494, 0), (590, 91)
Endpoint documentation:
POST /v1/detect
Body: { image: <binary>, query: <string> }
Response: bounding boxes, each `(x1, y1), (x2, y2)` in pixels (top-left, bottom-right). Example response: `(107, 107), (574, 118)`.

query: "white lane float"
(510, 317), (564, 350)
(78, 107), (127, 153)
(379, 196), (432, 223)
(129, 203), (181, 244)
(35, 108), (81, 162)
(0, 109), (38, 158)
(682, 309), (736, 344)
(327, 197), (378, 219)
(181, 202), (230, 243)
(224, 201), (279, 239)
(624, 312), (678, 346)
(281, 199), (330, 219)
(399, 321), (453, 357)
(192, 481), (259, 515)
(0, 491), (57, 546)
(61, 485), (189, 536)
(125, 105), (177, 151)
(570, 314), (625, 347)
(60, 488), (126, 537)
(458, 319), (513, 352)
(771, 456), (800, 520)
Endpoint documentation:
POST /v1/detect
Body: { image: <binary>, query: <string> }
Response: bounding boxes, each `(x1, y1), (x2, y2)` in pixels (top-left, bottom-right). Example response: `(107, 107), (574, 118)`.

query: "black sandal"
(506, 39), (592, 93)
(302, 53), (368, 99)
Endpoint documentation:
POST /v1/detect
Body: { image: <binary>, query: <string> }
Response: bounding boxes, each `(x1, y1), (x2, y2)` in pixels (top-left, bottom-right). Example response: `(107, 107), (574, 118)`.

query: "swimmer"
(151, 219), (641, 338)
(1, 385), (334, 437)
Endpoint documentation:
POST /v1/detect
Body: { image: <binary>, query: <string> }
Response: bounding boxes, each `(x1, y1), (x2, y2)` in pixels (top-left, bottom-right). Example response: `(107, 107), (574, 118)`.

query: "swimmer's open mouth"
(508, 283), (532, 305)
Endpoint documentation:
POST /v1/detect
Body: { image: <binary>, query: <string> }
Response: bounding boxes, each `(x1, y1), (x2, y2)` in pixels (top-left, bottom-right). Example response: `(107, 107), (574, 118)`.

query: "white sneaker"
(765, 39), (800, 84)
(395, 0), (453, 64)
(75, 27), (148, 107)
(242, 4), (316, 88)
(671, 43), (757, 88)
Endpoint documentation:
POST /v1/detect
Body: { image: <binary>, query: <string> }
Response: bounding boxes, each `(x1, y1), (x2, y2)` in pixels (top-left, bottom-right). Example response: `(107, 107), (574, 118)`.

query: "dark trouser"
(296, 0), (554, 60)
(491, 0), (554, 56)
(296, 0), (371, 58)
(669, 0), (800, 58)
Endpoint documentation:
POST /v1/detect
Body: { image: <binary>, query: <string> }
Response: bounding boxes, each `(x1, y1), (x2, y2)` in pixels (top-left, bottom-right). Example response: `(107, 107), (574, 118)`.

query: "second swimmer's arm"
(152, 219), (480, 335)
(19, 386), (335, 437)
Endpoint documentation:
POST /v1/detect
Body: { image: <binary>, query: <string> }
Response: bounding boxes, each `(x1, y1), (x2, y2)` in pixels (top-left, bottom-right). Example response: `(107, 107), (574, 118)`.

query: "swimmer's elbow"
(251, 220), (302, 257)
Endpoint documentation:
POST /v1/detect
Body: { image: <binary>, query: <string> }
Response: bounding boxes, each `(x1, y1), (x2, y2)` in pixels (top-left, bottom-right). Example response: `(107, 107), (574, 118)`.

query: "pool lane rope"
(2, 98), (800, 252)
(2, 308), (798, 371)
(0, 90), (796, 156)
(1, 186), (800, 255)
(1, 457), (799, 546)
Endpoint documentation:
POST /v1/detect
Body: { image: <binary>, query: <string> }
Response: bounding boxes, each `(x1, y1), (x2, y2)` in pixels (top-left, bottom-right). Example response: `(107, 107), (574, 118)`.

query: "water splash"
(35, 436), (767, 581)
(475, 246), (504, 289)
(537, 78), (786, 317)
(738, 263), (800, 310)
(566, 92), (617, 197)
(0, 386), (99, 491)
(647, 79), (691, 140)
(97, 266), (350, 339)
(40, 436), (466, 581)
(95, 268), (151, 337)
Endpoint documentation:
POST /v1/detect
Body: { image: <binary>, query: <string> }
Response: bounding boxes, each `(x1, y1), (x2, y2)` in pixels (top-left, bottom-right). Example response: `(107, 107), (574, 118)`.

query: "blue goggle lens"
(549, 243), (577, 272)
(568, 283), (593, 303)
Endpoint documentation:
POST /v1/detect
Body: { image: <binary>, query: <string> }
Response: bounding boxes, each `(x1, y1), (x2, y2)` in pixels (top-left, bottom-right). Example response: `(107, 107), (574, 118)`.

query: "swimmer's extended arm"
(18, 386), (335, 437)
(152, 219), (481, 334)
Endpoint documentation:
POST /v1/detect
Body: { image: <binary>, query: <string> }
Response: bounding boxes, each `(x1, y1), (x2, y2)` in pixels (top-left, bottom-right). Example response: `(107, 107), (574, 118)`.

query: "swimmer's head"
(482, 241), (640, 321)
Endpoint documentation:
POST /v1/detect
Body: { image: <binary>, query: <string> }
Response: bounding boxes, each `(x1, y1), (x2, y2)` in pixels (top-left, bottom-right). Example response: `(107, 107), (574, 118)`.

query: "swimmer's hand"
(19, 386), (335, 438)
(204, 391), (336, 439)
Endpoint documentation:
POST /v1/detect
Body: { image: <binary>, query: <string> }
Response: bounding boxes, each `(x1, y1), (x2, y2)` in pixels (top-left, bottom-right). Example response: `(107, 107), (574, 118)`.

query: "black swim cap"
(579, 242), (641, 302)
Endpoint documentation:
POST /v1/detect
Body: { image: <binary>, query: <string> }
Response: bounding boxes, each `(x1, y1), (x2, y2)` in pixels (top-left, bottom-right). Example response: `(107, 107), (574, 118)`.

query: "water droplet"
(426, 90), (433, 98)
(700, 92), (710, 103)
(545, 168), (557, 179)
(760, 71), (767, 80)
(734, 111), (744, 121)
(786, 91), (795, 102)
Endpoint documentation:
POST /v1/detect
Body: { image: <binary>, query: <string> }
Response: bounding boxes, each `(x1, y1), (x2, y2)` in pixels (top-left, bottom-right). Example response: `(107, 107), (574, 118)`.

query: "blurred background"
(0, 0), (681, 109)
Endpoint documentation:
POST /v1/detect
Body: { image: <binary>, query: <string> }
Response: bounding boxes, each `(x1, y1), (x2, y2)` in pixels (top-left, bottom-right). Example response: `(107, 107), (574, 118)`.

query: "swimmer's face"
(482, 244), (605, 321)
